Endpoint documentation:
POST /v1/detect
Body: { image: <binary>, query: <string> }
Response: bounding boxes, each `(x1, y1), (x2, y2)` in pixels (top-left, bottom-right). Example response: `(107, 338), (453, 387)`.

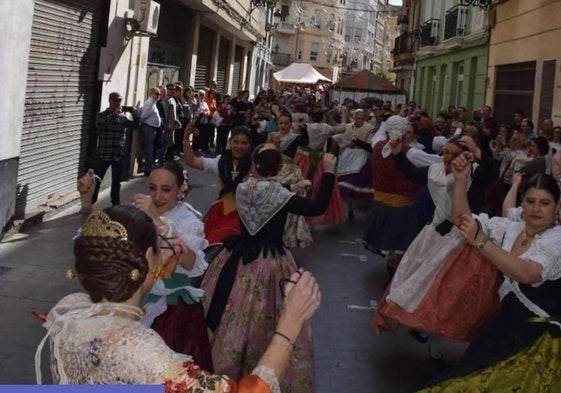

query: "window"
(281, 5), (289, 22)
(310, 42), (319, 61)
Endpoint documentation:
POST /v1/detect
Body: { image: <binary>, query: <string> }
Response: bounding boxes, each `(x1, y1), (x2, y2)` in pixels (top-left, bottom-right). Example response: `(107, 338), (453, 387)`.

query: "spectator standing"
(139, 87), (162, 176)
(91, 92), (134, 207)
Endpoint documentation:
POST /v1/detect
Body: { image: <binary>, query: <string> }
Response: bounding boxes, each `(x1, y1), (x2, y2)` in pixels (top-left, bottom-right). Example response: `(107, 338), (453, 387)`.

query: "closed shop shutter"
(194, 26), (213, 90)
(493, 61), (536, 125)
(216, 37), (229, 94)
(18, 0), (102, 212)
(231, 46), (243, 94)
(538, 59), (556, 125)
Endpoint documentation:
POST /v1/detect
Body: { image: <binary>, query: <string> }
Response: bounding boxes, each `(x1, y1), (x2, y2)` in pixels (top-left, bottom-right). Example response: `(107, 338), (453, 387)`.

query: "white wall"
(98, 0), (151, 109)
(0, 0), (34, 161)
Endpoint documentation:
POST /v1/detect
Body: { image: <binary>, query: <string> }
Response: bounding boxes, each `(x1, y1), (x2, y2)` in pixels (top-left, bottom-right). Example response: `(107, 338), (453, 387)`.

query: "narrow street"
(0, 166), (467, 392)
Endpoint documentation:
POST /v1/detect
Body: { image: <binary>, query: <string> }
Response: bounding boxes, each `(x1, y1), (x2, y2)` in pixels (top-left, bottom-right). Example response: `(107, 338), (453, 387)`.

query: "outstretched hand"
(132, 193), (159, 222)
(282, 269), (321, 325)
(451, 151), (473, 180)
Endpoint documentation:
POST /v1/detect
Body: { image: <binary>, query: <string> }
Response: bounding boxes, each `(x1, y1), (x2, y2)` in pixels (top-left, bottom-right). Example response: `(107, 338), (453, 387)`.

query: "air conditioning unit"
(133, 0), (160, 35)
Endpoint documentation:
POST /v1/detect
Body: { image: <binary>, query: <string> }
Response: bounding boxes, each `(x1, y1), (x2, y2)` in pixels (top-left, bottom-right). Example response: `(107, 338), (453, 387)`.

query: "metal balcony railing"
(393, 31), (418, 57)
(420, 18), (439, 47)
(444, 5), (467, 40)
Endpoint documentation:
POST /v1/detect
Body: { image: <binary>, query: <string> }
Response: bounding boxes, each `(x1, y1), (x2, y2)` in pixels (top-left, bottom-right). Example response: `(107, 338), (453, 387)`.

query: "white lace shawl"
(36, 293), (280, 392)
(236, 178), (294, 235)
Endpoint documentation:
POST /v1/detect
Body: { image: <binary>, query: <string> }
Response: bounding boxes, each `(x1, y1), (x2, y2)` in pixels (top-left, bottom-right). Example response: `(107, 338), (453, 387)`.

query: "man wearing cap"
(91, 92), (134, 206)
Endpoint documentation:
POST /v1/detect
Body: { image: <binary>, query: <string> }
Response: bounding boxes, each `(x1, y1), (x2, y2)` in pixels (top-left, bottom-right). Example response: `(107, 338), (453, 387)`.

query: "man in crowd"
(139, 87), (162, 176)
(91, 92), (134, 207)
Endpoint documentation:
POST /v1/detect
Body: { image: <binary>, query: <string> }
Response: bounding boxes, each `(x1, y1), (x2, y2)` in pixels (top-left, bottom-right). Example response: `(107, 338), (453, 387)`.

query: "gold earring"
(65, 269), (76, 281)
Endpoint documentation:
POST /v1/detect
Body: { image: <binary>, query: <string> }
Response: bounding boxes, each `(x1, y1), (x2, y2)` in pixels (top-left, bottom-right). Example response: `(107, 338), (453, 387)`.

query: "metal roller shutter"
(216, 37), (229, 94)
(194, 26), (213, 90)
(231, 46), (243, 95)
(18, 0), (101, 212)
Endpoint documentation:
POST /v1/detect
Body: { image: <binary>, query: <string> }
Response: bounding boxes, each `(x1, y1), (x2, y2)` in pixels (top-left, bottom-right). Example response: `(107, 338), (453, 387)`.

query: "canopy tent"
(272, 63), (332, 84)
(333, 69), (402, 93)
(330, 69), (406, 108)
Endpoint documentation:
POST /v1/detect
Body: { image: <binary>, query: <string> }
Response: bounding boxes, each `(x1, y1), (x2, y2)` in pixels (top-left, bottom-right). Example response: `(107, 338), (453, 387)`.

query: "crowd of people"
(37, 83), (561, 392)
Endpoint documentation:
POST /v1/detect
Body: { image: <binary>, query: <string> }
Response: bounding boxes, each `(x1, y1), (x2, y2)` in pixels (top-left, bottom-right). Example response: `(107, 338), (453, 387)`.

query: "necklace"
(231, 165), (239, 179)
(520, 225), (552, 247)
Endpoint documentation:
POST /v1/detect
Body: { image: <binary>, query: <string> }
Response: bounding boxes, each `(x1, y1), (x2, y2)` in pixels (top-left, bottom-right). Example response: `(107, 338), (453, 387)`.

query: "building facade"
(414, 0), (489, 118)
(271, 0), (346, 82)
(1, 0), (273, 231)
(486, 0), (561, 127)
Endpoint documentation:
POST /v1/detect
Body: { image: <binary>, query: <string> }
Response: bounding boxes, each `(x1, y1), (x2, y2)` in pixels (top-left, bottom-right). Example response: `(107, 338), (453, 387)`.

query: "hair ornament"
(129, 269), (140, 282)
(82, 211), (128, 241)
(182, 169), (190, 199)
(258, 142), (280, 154)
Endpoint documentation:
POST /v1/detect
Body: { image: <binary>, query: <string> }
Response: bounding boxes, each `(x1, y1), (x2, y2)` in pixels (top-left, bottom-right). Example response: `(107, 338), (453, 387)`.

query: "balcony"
(444, 5), (467, 44)
(392, 31), (418, 59)
(276, 21), (296, 35)
(420, 18), (439, 48)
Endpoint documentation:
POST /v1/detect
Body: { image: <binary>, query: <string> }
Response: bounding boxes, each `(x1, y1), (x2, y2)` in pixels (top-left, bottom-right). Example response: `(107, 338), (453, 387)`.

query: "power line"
(293, 0), (401, 13)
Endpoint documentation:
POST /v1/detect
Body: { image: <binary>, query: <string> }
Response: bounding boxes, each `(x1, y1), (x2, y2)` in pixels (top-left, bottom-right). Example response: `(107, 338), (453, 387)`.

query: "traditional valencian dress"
(418, 211), (561, 392)
(275, 129), (313, 248)
(36, 293), (281, 393)
(202, 150), (252, 244)
(333, 121), (375, 202)
(202, 171), (335, 393)
(294, 122), (346, 226)
(141, 202), (214, 372)
(372, 159), (500, 341)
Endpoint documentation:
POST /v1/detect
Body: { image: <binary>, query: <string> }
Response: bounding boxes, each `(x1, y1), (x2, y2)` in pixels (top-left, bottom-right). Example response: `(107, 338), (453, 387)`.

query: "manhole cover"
(0, 266), (12, 277)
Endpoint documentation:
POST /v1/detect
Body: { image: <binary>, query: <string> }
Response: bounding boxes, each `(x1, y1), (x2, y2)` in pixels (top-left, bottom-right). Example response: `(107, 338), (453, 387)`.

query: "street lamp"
(265, 9), (283, 32)
(249, 0), (279, 15)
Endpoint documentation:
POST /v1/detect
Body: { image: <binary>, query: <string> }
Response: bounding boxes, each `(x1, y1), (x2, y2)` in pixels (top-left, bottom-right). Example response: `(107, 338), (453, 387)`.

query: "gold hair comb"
(82, 211), (128, 241)
(259, 142), (280, 154)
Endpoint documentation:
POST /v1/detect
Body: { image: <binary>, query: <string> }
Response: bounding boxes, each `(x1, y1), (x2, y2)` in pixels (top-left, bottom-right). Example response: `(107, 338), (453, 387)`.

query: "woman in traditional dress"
(294, 109), (347, 226)
(269, 112), (313, 248)
(202, 145), (337, 393)
(332, 109), (375, 219)
(372, 135), (500, 341)
(183, 125), (252, 244)
(132, 161), (213, 371)
(418, 159), (561, 392)
(35, 205), (321, 392)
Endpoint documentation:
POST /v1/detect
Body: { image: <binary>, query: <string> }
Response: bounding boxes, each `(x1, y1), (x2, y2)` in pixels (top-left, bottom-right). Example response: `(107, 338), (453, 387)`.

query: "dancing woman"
(132, 161), (213, 371)
(202, 145), (337, 393)
(183, 125), (252, 244)
(372, 135), (500, 341)
(35, 205), (321, 393)
(418, 158), (561, 392)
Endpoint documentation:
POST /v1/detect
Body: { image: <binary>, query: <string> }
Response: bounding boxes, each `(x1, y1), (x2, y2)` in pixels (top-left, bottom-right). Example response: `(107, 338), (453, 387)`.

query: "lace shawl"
(236, 178), (294, 235)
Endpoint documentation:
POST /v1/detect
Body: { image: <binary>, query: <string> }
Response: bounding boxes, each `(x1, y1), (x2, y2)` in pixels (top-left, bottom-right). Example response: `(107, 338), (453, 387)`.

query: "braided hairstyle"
(74, 205), (157, 303)
(253, 143), (282, 177)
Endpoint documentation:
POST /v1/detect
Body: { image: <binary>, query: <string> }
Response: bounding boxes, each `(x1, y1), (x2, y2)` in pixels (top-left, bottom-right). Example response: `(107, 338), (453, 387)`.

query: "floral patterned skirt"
(201, 248), (316, 393)
(418, 332), (561, 392)
(277, 163), (313, 249)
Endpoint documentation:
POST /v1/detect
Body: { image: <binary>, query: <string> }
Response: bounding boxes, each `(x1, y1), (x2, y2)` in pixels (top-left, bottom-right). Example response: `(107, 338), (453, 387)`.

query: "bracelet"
(274, 331), (296, 348)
